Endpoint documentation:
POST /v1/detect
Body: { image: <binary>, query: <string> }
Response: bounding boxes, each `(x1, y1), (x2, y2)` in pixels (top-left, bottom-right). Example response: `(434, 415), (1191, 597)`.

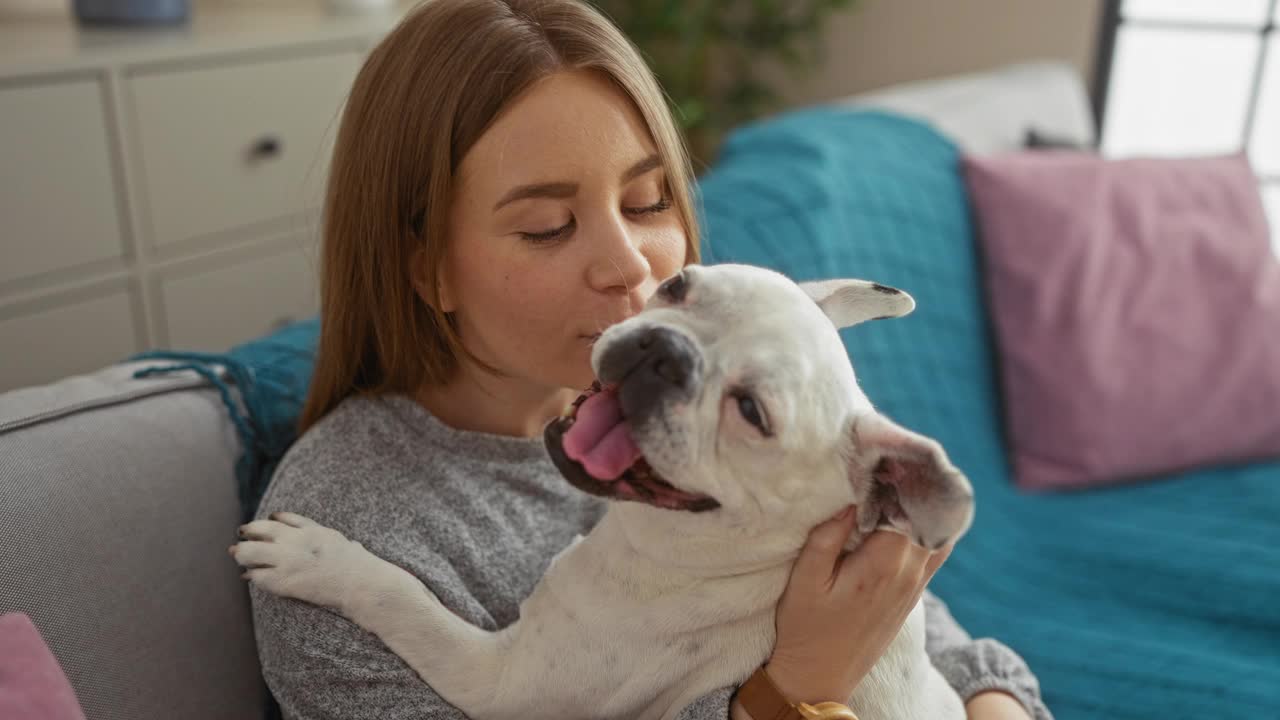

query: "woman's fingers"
(833, 528), (949, 596)
(923, 540), (955, 580)
(769, 515), (958, 704)
(792, 505), (857, 588)
(836, 529), (909, 584)
(793, 513), (956, 600)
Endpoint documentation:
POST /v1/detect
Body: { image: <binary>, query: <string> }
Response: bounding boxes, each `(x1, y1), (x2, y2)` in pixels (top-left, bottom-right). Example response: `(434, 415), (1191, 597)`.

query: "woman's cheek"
(647, 225), (689, 274)
(503, 274), (572, 325)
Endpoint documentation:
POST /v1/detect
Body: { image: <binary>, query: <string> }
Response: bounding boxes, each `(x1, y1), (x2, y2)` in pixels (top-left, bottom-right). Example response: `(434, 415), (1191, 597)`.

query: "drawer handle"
(248, 135), (283, 161)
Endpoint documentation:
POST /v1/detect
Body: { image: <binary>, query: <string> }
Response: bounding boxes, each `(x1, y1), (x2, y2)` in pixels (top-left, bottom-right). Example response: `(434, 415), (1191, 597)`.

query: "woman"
(246, 1), (1051, 718)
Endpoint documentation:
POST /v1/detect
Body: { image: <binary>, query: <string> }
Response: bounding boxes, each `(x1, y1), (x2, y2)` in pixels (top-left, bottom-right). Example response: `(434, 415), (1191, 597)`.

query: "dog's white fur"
(234, 264), (975, 720)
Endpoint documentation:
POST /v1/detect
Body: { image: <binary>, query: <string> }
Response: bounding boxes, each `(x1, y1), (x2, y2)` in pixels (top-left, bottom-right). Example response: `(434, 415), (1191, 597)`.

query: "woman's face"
(438, 69), (688, 393)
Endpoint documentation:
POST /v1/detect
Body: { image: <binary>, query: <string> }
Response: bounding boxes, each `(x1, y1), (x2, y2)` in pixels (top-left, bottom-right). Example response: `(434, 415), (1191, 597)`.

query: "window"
(1094, 0), (1280, 253)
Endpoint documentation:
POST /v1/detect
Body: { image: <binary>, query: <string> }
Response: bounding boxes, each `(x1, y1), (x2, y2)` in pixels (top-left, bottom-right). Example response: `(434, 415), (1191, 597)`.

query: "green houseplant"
(590, 0), (859, 168)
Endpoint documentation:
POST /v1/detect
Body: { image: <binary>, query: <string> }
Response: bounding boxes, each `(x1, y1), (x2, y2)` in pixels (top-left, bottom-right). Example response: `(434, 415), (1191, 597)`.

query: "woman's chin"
(567, 374), (596, 398)
(570, 348), (598, 387)
(545, 368), (595, 409)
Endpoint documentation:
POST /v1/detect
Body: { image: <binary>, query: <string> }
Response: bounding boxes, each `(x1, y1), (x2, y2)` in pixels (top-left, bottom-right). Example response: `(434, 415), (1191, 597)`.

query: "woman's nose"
(586, 215), (651, 294)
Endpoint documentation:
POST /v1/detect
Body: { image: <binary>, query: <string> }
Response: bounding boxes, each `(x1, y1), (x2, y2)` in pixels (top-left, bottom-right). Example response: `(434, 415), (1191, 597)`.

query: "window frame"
(1092, 0), (1279, 181)
(1093, 0), (1280, 249)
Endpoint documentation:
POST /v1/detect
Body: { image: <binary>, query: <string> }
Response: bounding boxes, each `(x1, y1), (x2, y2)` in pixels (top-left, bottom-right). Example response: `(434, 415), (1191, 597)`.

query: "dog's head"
(545, 264), (973, 552)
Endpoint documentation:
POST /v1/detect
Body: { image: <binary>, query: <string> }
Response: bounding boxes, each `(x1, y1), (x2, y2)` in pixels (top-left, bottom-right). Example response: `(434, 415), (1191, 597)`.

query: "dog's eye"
(658, 271), (688, 303)
(735, 394), (771, 437)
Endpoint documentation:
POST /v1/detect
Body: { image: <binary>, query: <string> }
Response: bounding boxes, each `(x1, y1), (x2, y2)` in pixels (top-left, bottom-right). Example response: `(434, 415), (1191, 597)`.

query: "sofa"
(2, 62), (1276, 720)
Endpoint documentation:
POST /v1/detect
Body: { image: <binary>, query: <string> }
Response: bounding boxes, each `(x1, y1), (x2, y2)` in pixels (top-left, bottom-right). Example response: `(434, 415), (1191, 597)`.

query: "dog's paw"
(229, 512), (378, 614)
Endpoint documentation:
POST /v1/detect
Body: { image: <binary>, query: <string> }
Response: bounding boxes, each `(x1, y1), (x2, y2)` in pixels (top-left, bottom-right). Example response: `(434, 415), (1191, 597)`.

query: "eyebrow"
(491, 154), (663, 212)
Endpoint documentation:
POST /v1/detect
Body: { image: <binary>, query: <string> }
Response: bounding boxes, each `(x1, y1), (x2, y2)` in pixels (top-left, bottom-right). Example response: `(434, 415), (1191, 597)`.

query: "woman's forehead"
(456, 70), (660, 192)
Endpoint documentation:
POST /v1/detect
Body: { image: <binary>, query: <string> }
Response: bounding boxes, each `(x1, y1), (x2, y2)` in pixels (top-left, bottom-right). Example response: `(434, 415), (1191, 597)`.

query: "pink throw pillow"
(0, 612), (87, 720)
(963, 151), (1280, 490)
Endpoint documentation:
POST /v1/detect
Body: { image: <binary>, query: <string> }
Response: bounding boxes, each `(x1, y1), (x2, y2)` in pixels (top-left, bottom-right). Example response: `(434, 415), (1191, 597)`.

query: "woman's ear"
(410, 246), (456, 313)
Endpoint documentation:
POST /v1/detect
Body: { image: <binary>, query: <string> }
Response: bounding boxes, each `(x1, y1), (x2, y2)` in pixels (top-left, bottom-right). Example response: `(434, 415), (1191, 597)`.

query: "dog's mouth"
(544, 381), (720, 513)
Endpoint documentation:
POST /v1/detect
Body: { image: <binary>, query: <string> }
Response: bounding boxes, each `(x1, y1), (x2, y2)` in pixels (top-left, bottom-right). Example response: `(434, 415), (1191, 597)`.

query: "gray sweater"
(250, 393), (1052, 720)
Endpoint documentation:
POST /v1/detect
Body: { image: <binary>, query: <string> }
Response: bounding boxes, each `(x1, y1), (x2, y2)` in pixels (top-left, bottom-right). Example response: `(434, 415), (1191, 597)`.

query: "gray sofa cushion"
(0, 362), (266, 720)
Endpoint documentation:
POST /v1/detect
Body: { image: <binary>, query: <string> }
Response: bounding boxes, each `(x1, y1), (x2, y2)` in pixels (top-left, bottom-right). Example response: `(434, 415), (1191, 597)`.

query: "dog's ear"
(846, 413), (974, 550)
(799, 280), (915, 330)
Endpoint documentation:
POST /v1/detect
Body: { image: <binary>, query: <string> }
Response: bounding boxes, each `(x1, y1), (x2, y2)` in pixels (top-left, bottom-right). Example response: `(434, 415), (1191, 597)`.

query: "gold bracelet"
(796, 701), (860, 720)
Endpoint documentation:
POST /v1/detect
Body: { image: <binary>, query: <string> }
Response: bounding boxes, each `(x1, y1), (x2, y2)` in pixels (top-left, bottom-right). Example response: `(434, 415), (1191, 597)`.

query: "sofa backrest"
(848, 60), (1095, 155)
(0, 362), (267, 720)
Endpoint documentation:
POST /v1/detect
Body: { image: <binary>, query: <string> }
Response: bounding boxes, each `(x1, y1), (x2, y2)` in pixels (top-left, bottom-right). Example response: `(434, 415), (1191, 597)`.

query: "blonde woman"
(245, 1), (1051, 718)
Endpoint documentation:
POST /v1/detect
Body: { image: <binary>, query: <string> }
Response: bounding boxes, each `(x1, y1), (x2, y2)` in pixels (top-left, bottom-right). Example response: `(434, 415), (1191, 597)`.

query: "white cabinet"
(129, 50), (360, 250)
(0, 77), (126, 288)
(0, 287), (139, 390)
(161, 243), (319, 352)
(0, 2), (405, 392)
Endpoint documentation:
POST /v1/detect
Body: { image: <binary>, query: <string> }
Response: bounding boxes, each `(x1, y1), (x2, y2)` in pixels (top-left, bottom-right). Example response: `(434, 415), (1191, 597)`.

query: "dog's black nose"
(599, 326), (702, 425)
(635, 327), (698, 389)
(602, 326), (701, 425)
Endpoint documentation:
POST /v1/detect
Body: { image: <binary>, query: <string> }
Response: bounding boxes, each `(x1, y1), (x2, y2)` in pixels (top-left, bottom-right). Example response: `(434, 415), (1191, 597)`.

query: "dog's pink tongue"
(563, 389), (641, 480)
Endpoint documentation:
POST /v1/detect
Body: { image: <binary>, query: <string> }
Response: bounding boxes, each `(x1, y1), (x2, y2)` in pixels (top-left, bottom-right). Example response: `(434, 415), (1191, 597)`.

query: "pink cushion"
(963, 151), (1280, 490)
(0, 613), (86, 720)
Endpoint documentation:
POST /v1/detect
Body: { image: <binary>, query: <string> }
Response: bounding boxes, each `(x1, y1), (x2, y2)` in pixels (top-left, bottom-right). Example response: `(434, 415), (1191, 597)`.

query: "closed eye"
(624, 197), (671, 217)
(519, 196), (670, 245)
(519, 219), (575, 243)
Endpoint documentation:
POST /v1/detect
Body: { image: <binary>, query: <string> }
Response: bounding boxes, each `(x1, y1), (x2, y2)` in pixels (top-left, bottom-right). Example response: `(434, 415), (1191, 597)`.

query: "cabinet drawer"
(129, 50), (361, 249)
(0, 290), (139, 393)
(160, 246), (318, 352)
(0, 79), (126, 287)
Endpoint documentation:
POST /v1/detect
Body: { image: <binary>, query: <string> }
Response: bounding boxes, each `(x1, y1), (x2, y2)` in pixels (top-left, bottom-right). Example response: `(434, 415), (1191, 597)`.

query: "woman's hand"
(764, 504), (953, 704)
(966, 690), (1033, 720)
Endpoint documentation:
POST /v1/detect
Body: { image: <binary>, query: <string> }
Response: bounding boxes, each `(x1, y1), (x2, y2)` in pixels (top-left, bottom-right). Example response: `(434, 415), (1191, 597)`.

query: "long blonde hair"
(299, 0), (700, 434)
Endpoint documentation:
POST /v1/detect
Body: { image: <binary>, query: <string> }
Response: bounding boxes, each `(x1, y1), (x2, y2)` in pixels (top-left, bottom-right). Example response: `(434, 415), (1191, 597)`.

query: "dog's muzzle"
(598, 325), (703, 426)
(542, 325), (718, 514)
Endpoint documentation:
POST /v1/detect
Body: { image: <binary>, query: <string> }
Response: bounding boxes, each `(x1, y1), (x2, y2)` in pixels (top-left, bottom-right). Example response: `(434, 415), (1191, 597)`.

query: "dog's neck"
(591, 502), (812, 581)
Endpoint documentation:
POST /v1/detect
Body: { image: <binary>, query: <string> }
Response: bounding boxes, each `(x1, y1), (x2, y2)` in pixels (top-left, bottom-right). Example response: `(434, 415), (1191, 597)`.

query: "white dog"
(233, 263), (975, 720)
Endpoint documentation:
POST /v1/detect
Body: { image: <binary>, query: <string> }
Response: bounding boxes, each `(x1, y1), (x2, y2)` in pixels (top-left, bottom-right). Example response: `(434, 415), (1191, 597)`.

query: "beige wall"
(3, 0), (1105, 100)
(0, 0), (60, 15)
(773, 0), (1105, 108)
(1, 0), (1106, 121)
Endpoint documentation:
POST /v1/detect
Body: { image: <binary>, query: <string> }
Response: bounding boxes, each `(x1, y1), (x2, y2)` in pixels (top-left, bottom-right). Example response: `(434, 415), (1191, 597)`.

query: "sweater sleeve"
(673, 686), (736, 720)
(251, 581), (471, 719)
(249, 464), (473, 719)
(922, 589), (1054, 720)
